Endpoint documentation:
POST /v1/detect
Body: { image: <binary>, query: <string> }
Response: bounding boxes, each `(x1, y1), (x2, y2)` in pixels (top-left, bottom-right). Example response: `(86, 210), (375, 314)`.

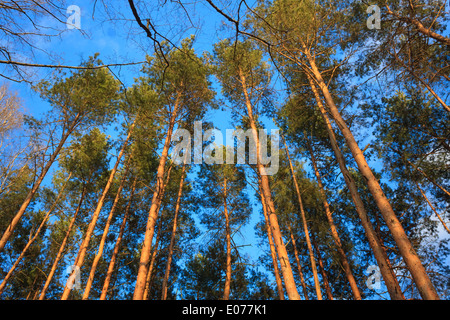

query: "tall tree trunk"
(306, 138), (362, 300)
(142, 164), (173, 300)
(222, 177), (232, 300)
(134, 95), (181, 300)
(239, 69), (300, 300)
(384, 5), (450, 46)
(38, 185), (87, 300)
(258, 178), (285, 300)
(414, 181), (450, 234)
(287, 225), (309, 300)
(311, 231), (333, 300)
(143, 216), (163, 300)
(161, 162), (187, 300)
(82, 158), (131, 299)
(406, 158), (450, 198)
(61, 121), (135, 300)
(306, 73), (405, 300)
(283, 138), (322, 300)
(0, 173), (71, 296)
(0, 114), (80, 253)
(100, 177), (138, 300)
(306, 52), (439, 299)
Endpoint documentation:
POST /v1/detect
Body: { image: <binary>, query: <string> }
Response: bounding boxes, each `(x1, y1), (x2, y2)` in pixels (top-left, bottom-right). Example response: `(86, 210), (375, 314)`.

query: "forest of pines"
(0, 0), (448, 302)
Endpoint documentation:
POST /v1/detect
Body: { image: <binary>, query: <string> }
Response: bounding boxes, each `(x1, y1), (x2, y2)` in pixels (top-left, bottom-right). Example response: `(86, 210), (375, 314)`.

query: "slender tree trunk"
(406, 158), (450, 198)
(311, 231), (333, 300)
(142, 164), (173, 300)
(161, 162), (187, 300)
(222, 177), (232, 300)
(38, 185), (87, 300)
(283, 138), (322, 300)
(143, 216), (163, 300)
(414, 181), (450, 234)
(306, 73), (405, 300)
(239, 69), (300, 300)
(82, 158), (131, 299)
(0, 114), (80, 253)
(306, 138), (362, 300)
(100, 177), (138, 300)
(134, 96), (181, 300)
(61, 121), (135, 300)
(258, 178), (285, 300)
(388, 49), (450, 113)
(384, 5), (450, 46)
(287, 225), (309, 300)
(0, 173), (71, 296)
(306, 52), (439, 299)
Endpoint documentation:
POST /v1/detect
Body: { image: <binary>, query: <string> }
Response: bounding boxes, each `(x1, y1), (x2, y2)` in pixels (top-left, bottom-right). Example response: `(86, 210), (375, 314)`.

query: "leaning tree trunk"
(161, 162), (187, 300)
(306, 74), (405, 300)
(0, 173), (71, 296)
(82, 158), (131, 300)
(239, 69), (300, 300)
(306, 138), (362, 300)
(100, 177), (137, 300)
(414, 181), (450, 234)
(283, 138), (322, 300)
(134, 95), (181, 300)
(287, 225), (309, 300)
(38, 185), (87, 300)
(258, 178), (285, 300)
(306, 51), (439, 299)
(0, 114), (80, 253)
(61, 121), (135, 300)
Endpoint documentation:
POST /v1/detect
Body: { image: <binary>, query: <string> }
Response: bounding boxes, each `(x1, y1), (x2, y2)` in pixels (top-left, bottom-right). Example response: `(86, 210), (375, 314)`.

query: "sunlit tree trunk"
(0, 173), (71, 296)
(38, 185), (87, 300)
(100, 177), (138, 300)
(222, 177), (232, 300)
(143, 216), (163, 300)
(82, 158), (131, 299)
(258, 178), (285, 300)
(239, 69), (300, 300)
(306, 138), (362, 300)
(134, 95), (181, 300)
(287, 225), (309, 300)
(306, 51), (439, 298)
(161, 162), (187, 300)
(61, 121), (135, 300)
(0, 114), (80, 253)
(307, 74), (405, 300)
(283, 138), (322, 300)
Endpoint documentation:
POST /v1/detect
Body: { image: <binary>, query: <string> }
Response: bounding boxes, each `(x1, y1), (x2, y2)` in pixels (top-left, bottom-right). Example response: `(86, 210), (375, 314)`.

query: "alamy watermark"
(365, 265), (381, 290)
(66, 5), (81, 30)
(170, 121), (280, 175)
(65, 265), (81, 290)
(367, 5), (381, 30)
